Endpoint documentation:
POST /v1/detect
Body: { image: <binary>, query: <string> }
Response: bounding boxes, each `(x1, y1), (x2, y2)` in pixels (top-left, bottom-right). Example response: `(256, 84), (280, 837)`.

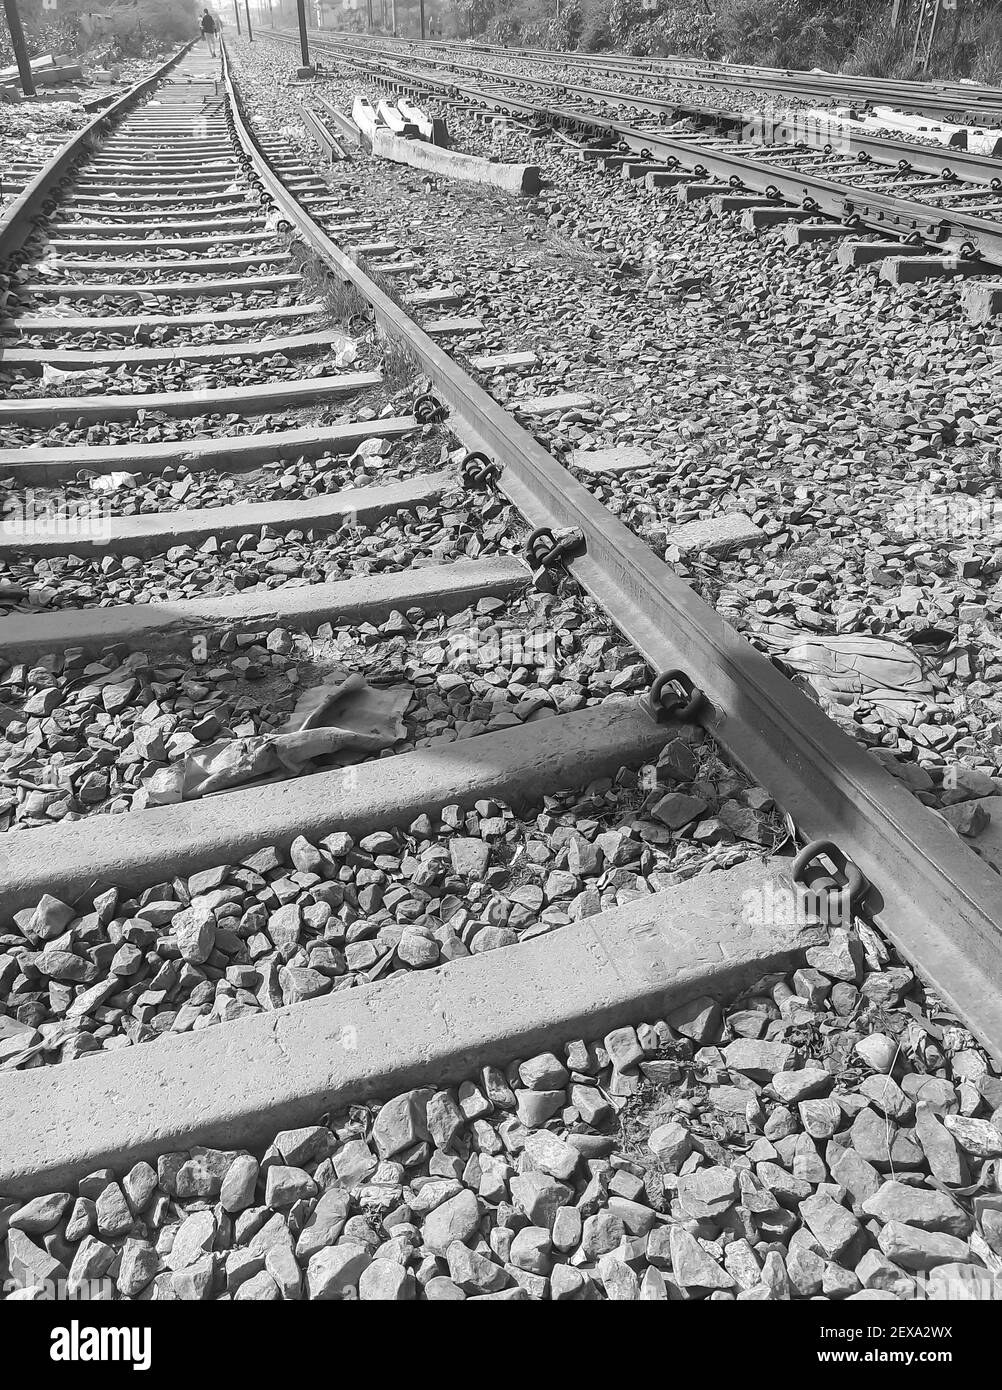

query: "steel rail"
(0, 39), (196, 265)
(284, 30), (1002, 186)
(273, 35), (1002, 264)
(331, 29), (1002, 104)
(703, 117), (1002, 184)
(224, 39), (1002, 1056)
(590, 93), (1002, 180)
(590, 113), (1002, 258)
(300, 28), (1002, 124)
(583, 52), (1002, 115)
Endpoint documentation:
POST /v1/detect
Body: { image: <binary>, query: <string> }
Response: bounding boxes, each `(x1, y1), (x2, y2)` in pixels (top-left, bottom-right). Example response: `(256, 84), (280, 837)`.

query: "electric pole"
(232, 0), (242, 34)
(245, 0), (253, 38)
(2, 0), (35, 97)
(419, 0), (425, 38)
(294, 0), (314, 74)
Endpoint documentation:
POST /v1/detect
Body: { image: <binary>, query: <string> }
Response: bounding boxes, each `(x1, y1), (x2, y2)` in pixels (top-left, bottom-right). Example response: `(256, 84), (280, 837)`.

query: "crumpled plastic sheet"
(41, 363), (108, 388)
(142, 674), (412, 805)
(87, 470), (139, 493)
(754, 622), (940, 725)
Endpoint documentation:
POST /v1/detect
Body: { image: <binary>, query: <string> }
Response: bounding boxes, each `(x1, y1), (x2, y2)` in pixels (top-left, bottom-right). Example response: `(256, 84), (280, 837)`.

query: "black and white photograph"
(0, 0), (1000, 1355)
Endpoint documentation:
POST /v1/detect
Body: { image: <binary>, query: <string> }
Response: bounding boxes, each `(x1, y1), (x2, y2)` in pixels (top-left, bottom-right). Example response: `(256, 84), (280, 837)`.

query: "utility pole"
(245, 0), (253, 38)
(294, 0), (314, 74)
(391, 0), (396, 34)
(911, 0), (944, 70)
(2, 0), (36, 97)
(233, 0), (242, 34)
(419, 0), (425, 38)
(367, 0), (372, 29)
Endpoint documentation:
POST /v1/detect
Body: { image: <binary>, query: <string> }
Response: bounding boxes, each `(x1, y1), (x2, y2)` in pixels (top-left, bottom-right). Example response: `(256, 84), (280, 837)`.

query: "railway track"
(270, 28), (1002, 293)
(307, 29), (1002, 127)
(1, 36), (1001, 1307)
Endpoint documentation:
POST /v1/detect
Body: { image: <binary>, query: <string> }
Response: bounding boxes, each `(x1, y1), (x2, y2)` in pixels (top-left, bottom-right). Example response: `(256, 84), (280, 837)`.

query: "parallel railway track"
(270, 29), (1002, 271)
(1, 35), (1001, 1306)
(307, 29), (1002, 126)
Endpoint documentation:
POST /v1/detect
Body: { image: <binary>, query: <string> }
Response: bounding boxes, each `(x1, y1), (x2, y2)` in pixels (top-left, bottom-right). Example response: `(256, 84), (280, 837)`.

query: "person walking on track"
(200, 9), (218, 56)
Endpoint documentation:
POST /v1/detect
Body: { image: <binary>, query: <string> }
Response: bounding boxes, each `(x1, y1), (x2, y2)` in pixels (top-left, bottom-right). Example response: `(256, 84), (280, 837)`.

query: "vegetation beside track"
(323, 0), (1002, 85)
(0, 0), (198, 71)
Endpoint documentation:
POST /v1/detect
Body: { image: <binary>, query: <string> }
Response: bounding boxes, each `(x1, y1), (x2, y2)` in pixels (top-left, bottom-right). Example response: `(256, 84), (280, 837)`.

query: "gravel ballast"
(3, 904), (1000, 1301)
(0, 584), (651, 829)
(223, 36), (1002, 825)
(0, 721), (781, 1068)
(0, 488), (522, 610)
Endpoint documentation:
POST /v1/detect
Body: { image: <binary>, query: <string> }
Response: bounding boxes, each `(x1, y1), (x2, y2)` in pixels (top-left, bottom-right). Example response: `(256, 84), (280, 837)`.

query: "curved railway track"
(1, 35), (1001, 1306)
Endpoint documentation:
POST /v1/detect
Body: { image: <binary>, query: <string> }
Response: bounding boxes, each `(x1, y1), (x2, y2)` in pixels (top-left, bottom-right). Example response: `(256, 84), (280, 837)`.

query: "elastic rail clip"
(413, 392), (448, 424)
(791, 838), (868, 927)
(461, 452), (501, 490)
(524, 526), (584, 568)
(645, 669), (706, 725)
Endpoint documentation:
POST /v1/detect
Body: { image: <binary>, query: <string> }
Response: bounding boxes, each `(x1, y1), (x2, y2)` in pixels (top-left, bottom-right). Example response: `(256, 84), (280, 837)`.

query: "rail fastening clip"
(791, 838), (869, 929)
(461, 452), (501, 490)
(645, 669), (706, 725)
(413, 392), (448, 424)
(524, 526), (584, 569)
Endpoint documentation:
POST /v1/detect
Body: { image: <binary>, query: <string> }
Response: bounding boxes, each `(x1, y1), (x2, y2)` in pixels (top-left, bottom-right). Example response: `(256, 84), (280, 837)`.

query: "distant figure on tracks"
(200, 8), (218, 57)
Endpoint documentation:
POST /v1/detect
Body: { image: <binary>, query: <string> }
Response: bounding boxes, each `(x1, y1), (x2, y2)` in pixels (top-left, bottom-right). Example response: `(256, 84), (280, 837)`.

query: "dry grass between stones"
(296, 249), (371, 329)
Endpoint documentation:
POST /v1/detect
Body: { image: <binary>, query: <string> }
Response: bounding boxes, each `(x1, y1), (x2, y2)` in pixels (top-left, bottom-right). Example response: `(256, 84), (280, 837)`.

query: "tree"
(450, 0), (493, 38)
